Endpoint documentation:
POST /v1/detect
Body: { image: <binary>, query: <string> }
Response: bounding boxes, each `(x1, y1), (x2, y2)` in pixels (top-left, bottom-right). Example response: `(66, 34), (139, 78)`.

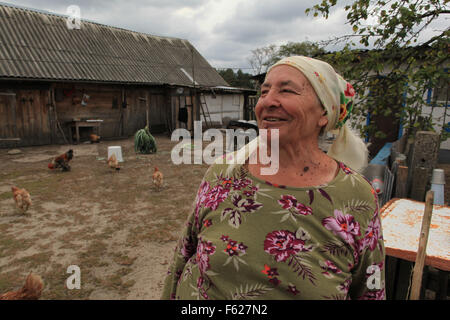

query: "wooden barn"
(0, 3), (255, 147)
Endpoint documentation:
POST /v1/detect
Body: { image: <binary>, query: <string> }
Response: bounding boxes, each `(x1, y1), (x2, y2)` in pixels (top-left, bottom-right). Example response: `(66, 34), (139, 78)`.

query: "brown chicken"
(152, 166), (163, 191)
(90, 133), (101, 143)
(48, 149), (73, 172)
(0, 272), (43, 300)
(11, 186), (32, 213)
(107, 153), (120, 171)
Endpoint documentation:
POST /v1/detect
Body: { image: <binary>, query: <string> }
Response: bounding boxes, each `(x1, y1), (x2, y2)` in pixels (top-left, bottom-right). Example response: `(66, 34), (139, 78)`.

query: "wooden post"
(410, 190), (434, 300)
(395, 165), (409, 198)
(146, 91), (150, 129)
(410, 167), (429, 201)
(407, 131), (440, 198)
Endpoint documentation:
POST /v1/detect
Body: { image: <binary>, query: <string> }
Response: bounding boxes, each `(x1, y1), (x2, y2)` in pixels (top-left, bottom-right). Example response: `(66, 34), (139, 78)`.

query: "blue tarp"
(370, 142), (393, 165)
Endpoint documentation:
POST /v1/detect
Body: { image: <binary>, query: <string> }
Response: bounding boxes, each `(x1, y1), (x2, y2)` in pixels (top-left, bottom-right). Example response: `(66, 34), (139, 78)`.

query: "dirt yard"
(0, 135), (209, 299)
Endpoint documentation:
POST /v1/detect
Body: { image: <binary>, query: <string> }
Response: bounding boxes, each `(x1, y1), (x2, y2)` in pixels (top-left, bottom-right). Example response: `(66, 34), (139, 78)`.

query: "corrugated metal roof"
(0, 3), (228, 87)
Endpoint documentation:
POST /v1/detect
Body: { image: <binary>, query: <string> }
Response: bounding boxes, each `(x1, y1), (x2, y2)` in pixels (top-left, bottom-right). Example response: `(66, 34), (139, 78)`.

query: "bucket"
(431, 169), (445, 185)
(431, 183), (445, 205)
(108, 146), (123, 162)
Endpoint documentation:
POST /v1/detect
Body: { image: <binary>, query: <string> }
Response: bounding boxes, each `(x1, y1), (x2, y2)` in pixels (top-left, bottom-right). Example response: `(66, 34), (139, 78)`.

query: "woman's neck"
(247, 139), (339, 187)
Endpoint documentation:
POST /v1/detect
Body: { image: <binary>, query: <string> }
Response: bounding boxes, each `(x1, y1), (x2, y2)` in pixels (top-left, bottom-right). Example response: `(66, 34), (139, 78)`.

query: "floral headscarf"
(267, 56), (368, 172)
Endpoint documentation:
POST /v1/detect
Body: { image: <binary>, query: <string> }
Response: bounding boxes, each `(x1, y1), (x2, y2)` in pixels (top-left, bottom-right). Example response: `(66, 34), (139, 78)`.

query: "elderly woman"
(162, 56), (385, 300)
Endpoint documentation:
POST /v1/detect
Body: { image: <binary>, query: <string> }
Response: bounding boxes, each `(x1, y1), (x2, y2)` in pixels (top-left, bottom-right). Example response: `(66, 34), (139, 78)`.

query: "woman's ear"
(318, 111), (328, 128)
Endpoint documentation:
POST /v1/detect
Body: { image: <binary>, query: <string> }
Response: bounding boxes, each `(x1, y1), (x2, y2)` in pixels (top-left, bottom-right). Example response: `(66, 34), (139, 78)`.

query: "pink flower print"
(269, 278), (281, 286)
(225, 242), (239, 256)
(222, 194), (262, 228)
(243, 185), (258, 197)
(295, 202), (313, 216)
(264, 230), (306, 262)
(196, 276), (210, 300)
(196, 239), (216, 273)
(339, 162), (353, 175)
(261, 264), (279, 278)
(222, 236), (248, 270)
(203, 219), (212, 228)
(287, 284), (300, 296)
(231, 178), (252, 191)
(322, 210), (361, 246)
(337, 277), (352, 294)
(320, 260), (342, 278)
(278, 195), (313, 216)
(278, 195), (297, 209)
(359, 217), (382, 252)
(238, 242), (248, 254)
(194, 181), (211, 229)
(180, 236), (196, 261)
(204, 185), (230, 210)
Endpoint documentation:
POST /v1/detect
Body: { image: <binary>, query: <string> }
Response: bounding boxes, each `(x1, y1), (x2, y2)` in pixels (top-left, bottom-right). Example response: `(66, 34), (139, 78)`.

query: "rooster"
(107, 153), (120, 171)
(0, 272), (43, 300)
(152, 166), (163, 191)
(48, 149), (73, 171)
(11, 186), (32, 213)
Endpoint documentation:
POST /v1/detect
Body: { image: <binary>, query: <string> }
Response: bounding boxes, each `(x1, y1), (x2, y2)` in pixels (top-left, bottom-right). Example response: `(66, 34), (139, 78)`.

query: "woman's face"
(255, 65), (328, 147)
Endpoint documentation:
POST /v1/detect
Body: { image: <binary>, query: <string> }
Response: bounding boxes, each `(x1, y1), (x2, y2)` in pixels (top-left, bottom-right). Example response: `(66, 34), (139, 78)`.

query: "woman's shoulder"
(334, 162), (378, 201)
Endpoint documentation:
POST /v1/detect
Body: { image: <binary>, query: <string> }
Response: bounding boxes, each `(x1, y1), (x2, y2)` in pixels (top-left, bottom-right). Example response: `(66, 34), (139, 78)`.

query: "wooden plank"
(395, 165), (409, 198)
(410, 167), (429, 201)
(410, 190), (434, 300)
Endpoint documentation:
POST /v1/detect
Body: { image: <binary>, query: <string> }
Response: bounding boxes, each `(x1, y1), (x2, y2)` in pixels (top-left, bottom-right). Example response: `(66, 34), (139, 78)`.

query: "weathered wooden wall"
(0, 82), (250, 147)
(0, 85), (52, 148)
(0, 81), (175, 147)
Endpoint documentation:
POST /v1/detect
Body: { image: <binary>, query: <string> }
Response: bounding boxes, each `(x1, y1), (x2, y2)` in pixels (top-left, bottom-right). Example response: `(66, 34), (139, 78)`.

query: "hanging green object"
(134, 125), (157, 154)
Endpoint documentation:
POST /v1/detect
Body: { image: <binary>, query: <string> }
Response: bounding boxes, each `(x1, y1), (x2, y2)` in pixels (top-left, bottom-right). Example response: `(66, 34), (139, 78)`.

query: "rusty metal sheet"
(380, 198), (450, 271)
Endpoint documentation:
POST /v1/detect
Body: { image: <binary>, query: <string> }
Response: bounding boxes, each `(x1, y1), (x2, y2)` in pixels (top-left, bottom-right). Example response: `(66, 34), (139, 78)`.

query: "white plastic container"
(108, 146), (123, 162)
(431, 169), (445, 205)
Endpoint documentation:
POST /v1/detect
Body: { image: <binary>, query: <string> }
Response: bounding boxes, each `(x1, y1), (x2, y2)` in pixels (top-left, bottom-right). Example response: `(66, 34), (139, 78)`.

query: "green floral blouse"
(161, 160), (385, 300)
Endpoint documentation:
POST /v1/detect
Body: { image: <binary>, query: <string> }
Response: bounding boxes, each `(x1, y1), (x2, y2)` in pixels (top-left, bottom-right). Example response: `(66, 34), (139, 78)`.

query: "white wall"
(203, 93), (244, 125)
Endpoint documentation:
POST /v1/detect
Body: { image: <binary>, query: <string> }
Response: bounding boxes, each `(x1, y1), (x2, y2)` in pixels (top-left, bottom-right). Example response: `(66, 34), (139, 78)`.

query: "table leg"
(76, 124), (80, 144)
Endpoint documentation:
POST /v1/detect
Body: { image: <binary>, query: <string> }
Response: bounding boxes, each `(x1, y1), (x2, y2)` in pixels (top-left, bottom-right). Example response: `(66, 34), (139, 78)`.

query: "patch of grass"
(77, 240), (108, 268)
(0, 192), (11, 201)
(40, 263), (94, 300)
(11, 251), (53, 269)
(0, 234), (34, 258)
(0, 270), (25, 292)
(112, 252), (136, 266)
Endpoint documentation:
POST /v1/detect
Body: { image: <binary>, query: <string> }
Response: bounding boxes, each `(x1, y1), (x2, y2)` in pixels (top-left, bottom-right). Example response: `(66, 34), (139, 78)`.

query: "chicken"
(11, 186), (32, 213)
(48, 149), (73, 171)
(107, 153), (120, 171)
(0, 272), (43, 300)
(90, 133), (101, 143)
(152, 166), (163, 191)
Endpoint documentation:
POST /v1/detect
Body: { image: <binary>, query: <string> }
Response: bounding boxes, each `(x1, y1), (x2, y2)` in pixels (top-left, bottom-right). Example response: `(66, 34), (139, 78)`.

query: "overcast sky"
(3, 0), (446, 73)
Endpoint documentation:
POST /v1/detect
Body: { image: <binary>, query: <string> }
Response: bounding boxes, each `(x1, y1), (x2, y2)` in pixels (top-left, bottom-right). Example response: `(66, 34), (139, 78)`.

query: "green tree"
(248, 42), (324, 75)
(268, 41), (326, 66)
(247, 44), (278, 75)
(217, 68), (254, 89)
(307, 0), (450, 155)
